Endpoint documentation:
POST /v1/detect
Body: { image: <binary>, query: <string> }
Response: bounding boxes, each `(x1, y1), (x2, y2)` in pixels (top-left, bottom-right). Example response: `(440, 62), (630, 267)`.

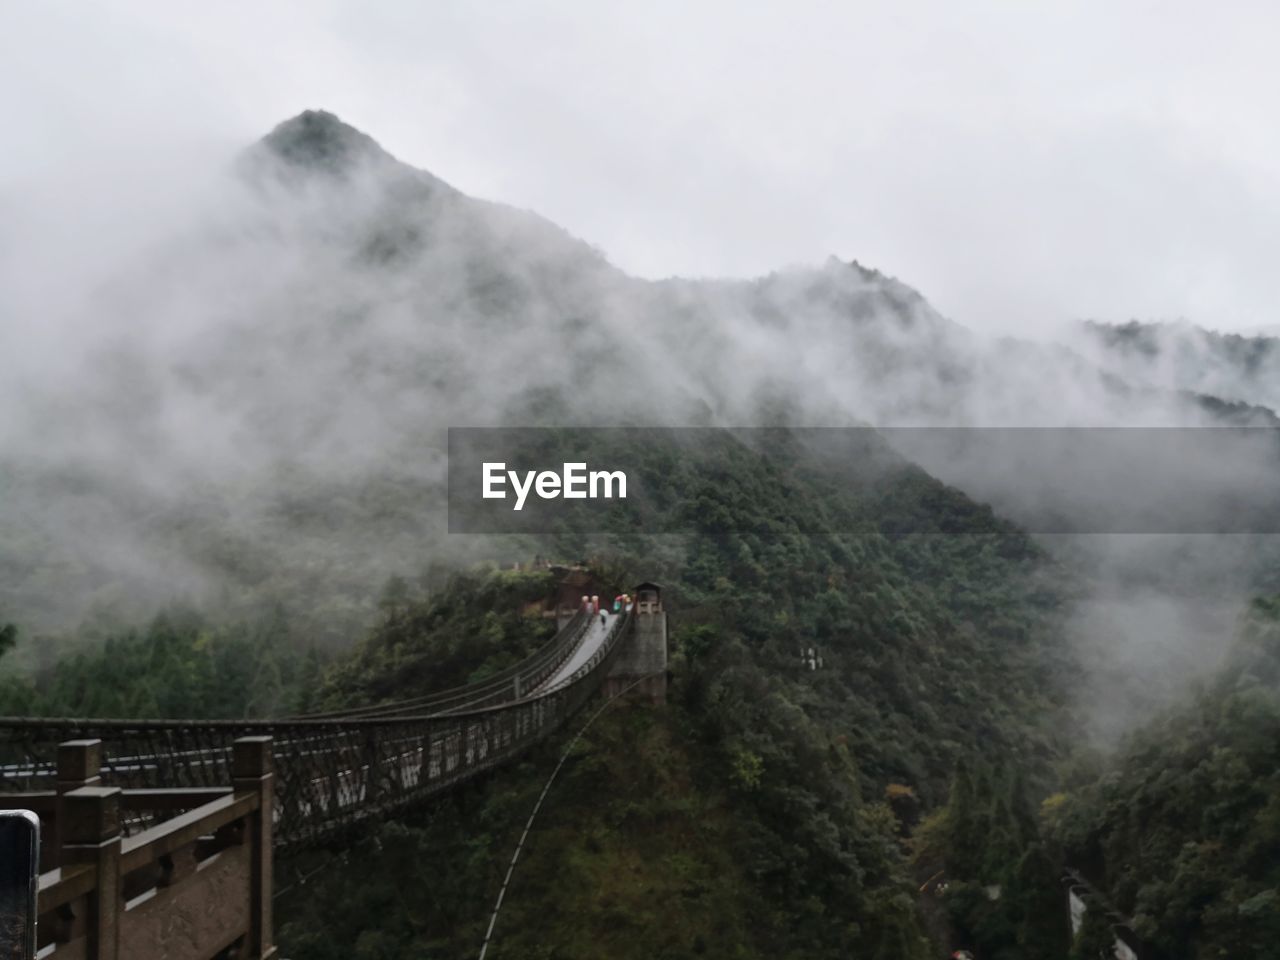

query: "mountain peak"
(258, 110), (393, 174)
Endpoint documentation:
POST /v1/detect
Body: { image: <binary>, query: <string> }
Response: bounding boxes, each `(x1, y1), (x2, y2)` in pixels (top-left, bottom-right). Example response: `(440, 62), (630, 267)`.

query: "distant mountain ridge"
(1, 109), (1276, 640)
(1079, 318), (1280, 415)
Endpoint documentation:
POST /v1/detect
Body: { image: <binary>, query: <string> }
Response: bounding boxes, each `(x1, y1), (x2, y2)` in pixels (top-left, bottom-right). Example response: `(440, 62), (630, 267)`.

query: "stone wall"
(603, 608), (667, 704)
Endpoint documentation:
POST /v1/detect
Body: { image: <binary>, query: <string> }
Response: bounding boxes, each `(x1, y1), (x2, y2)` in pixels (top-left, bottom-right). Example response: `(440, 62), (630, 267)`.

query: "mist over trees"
(3, 110), (1280, 956)
(2, 111), (1276, 733)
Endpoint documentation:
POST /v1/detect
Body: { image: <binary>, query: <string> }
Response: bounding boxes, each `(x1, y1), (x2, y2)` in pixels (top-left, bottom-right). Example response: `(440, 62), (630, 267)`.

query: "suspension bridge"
(0, 577), (668, 960)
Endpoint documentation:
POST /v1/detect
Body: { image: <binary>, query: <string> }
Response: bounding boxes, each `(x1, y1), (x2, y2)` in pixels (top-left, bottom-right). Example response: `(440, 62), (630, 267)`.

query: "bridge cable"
(476, 672), (660, 960)
(273, 854), (347, 900)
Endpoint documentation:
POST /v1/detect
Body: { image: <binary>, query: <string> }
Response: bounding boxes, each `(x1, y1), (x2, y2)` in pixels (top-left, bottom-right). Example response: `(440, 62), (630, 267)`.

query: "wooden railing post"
(233, 736), (277, 960)
(53, 739), (102, 868)
(62, 785), (121, 960)
(57, 740), (102, 790)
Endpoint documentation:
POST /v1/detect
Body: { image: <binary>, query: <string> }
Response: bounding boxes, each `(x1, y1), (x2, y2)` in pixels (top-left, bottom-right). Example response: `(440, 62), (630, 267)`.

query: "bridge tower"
(603, 581), (667, 704)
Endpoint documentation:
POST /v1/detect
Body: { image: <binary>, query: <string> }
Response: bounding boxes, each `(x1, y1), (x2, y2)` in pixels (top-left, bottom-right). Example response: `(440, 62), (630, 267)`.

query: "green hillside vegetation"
(278, 682), (926, 960)
(913, 758), (1069, 959)
(1049, 595), (1280, 959)
(0, 567), (557, 721)
(274, 433), (1077, 958)
(0, 426), (1082, 956)
(316, 567), (559, 709)
(0, 414), (1095, 958)
(277, 580), (932, 959)
(0, 607), (319, 719)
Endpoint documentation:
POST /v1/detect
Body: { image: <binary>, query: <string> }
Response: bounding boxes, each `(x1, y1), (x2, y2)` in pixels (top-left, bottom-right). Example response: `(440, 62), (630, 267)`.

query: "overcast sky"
(5, 1), (1280, 336)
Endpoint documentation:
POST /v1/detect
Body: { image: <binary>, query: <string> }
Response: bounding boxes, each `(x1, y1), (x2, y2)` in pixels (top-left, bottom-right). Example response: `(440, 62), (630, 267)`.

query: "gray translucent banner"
(447, 427), (1280, 534)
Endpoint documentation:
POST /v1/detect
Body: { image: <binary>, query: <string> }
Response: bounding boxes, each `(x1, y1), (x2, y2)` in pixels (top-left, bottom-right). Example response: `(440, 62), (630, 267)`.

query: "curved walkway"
(536, 610), (618, 691)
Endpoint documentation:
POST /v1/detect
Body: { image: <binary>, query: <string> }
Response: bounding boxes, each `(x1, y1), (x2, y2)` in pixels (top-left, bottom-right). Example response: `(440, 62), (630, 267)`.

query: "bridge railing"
(265, 607), (634, 849)
(294, 607), (592, 719)
(0, 736), (275, 960)
(0, 609), (635, 852)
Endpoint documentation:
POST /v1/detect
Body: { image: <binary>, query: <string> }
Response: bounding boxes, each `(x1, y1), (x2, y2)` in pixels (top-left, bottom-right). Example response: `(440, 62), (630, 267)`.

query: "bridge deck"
(537, 610), (617, 692)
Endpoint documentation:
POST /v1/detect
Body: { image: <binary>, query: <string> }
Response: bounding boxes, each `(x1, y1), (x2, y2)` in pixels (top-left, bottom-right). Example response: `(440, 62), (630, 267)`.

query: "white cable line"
(477, 672), (659, 960)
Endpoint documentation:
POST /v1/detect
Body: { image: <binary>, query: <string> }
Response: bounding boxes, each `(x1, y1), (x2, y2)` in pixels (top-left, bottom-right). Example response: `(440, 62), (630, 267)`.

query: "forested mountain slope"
(3, 110), (1277, 958)
(270, 431), (1076, 958)
(2, 110), (1270, 651)
(0, 421), (1080, 956)
(1049, 595), (1280, 959)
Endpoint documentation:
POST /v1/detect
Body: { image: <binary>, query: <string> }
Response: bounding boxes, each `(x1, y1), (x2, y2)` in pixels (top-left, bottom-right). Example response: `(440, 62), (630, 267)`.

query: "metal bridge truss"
(0, 607), (634, 852)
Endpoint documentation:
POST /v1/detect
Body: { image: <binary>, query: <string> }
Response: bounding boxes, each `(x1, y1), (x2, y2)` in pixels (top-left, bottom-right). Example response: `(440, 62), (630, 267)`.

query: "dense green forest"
(1049, 594), (1280, 959)
(0, 429), (1084, 958)
(0, 608), (321, 719)
(270, 437), (1080, 959)
(315, 566), (561, 708)
(277, 541), (1065, 960)
(7, 421), (1280, 956)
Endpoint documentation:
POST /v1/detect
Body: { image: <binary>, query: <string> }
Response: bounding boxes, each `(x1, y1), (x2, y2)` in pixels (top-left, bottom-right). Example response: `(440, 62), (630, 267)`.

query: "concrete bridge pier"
(603, 581), (667, 704)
